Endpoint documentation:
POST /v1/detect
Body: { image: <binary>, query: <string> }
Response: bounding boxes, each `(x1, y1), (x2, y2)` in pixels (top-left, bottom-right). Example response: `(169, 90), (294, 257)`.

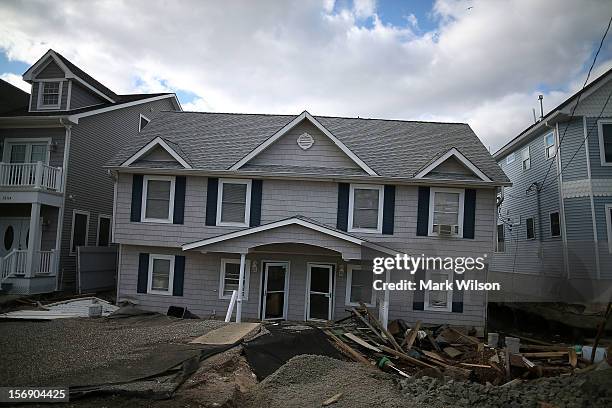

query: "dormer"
(23, 50), (116, 112)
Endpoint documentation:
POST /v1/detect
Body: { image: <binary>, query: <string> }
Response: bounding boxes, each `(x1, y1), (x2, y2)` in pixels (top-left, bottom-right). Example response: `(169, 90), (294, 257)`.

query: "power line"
(537, 15), (612, 192)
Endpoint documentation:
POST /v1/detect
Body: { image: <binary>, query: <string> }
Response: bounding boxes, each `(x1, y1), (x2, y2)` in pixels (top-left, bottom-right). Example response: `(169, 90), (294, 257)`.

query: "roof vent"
(297, 132), (314, 150)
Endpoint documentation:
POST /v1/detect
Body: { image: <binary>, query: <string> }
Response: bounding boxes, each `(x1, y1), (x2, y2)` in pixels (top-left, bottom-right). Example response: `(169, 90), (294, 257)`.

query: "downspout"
(54, 118), (71, 291)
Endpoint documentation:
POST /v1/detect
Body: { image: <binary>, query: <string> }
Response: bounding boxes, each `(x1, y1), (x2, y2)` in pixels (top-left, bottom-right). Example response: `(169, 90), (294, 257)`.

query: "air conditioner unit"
(438, 224), (453, 236)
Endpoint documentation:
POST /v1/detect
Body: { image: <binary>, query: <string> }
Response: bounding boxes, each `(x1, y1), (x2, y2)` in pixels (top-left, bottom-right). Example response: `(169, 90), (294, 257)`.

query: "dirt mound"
(238, 354), (407, 408)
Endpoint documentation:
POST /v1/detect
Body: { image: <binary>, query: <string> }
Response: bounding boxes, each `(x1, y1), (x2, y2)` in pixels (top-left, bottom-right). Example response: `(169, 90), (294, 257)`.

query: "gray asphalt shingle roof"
(108, 111), (508, 182)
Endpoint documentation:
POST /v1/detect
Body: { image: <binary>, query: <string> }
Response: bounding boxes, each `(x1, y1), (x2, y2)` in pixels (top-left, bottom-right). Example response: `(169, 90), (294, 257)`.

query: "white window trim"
(70, 210), (90, 256)
(597, 119), (612, 167)
(147, 254), (175, 295)
(605, 204), (612, 254)
(2, 137), (52, 164)
(345, 265), (376, 307)
(521, 146), (531, 171)
(96, 214), (112, 246)
(544, 131), (556, 160)
(424, 269), (453, 312)
(549, 211), (561, 238)
(218, 258), (251, 300)
(428, 187), (465, 237)
(506, 153), (515, 164)
(141, 175), (176, 223)
(139, 114), (151, 132)
(37, 79), (64, 110)
(525, 216), (536, 240)
(348, 184), (384, 234)
(216, 178), (252, 227)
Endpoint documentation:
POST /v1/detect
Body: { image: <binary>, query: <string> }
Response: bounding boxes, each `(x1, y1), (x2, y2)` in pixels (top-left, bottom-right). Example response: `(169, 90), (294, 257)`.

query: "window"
(141, 175), (175, 222)
(70, 210), (89, 255)
(598, 120), (612, 166)
(429, 187), (464, 236)
(496, 224), (505, 252)
(506, 153), (515, 164)
(348, 184), (384, 233)
(39, 81), (62, 108)
(544, 132), (556, 159)
(526, 217), (535, 239)
(218, 258), (250, 300)
(345, 265), (375, 306)
(139, 114), (151, 132)
(217, 179), (251, 226)
(147, 254), (174, 295)
(424, 270), (452, 312)
(97, 215), (112, 246)
(521, 146), (531, 170)
(2, 138), (50, 164)
(550, 212), (560, 237)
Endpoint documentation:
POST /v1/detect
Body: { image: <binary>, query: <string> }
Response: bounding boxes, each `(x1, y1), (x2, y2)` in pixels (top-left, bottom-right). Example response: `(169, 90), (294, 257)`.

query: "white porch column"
(26, 202), (41, 277)
(236, 253), (246, 323)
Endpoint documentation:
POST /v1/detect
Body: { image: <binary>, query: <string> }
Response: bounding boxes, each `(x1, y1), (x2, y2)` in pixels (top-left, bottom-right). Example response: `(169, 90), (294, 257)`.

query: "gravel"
(239, 354), (408, 408)
(0, 315), (226, 387)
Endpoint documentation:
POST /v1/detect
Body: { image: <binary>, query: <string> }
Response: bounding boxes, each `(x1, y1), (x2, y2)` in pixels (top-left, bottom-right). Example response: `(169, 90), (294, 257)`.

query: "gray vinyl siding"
(492, 126), (563, 277)
(58, 97), (177, 290)
(29, 84), (38, 111)
(594, 197), (612, 279)
(69, 80), (106, 110)
(248, 119), (363, 170)
(564, 196), (597, 278)
(35, 60), (65, 79)
(572, 78), (612, 117)
(558, 118), (588, 181)
(0, 127), (66, 168)
(586, 116), (612, 178)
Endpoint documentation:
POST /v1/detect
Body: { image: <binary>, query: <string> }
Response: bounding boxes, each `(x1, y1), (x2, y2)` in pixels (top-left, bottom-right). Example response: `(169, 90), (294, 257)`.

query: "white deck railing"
(0, 162), (63, 192)
(1, 249), (56, 281)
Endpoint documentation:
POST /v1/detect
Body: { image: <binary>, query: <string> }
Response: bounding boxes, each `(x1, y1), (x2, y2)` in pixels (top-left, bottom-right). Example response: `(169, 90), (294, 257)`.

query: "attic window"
(39, 81), (61, 108)
(139, 114), (151, 132)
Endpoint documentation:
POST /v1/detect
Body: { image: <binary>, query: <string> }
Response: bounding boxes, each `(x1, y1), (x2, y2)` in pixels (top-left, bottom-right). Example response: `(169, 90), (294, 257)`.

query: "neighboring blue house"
(491, 68), (612, 302)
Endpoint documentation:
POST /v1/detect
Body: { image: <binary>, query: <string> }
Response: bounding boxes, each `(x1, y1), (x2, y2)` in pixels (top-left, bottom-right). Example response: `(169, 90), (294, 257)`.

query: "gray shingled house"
(107, 110), (509, 328)
(0, 49), (181, 294)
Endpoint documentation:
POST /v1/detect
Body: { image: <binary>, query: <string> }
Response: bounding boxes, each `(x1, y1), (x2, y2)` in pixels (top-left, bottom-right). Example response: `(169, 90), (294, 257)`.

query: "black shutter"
(463, 189), (476, 239)
(205, 178), (218, 226)
(130, 174), (143, 222)
(173, 255), (185, 296)
(337, 183), (350, 231)
(173, 176), (186, 224)
(137, 253), (149, 293)
(416, 186), (430, 236)
(452, 273), (464, 313)
(412, 269), (425, 311)
(382, 185), (396, 235)
(250, 179), (263, 227)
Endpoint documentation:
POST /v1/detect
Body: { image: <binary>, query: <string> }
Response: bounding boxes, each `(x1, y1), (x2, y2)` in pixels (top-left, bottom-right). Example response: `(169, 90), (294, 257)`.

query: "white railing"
(0, 162), (63, 192)
(1, 249), (56, 281)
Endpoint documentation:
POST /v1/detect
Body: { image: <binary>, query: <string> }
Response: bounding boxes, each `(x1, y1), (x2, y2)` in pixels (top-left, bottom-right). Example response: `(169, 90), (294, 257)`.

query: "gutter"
(0, 116), (77, 128)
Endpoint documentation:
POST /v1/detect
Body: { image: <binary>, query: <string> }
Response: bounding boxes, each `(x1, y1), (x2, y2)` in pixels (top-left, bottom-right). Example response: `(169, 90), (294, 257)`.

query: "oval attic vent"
(297, 132), (314, 150)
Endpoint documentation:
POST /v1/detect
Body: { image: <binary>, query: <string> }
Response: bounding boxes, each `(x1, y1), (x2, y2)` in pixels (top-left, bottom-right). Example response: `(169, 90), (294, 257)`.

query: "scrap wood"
(590, 301), (612, 364)
(404, 320), (422, 350)
(324, 330), (372, 367)
(421, 350), (449, 365)
(459, 363), (492, 368)
(441, 327), (480, 345)
(520, 351), (569, 358)
(322, 393), (343, 406)
(378, 345), (435, 369)
(426, 330), (442, 352)
(350, 307), (387, 344)
(508, 334), (552, 346)
(358, 303), (404, 352)
(568, 349), (578, 368)
(343, 332), (382, 353)
(443, 346), (463, 358)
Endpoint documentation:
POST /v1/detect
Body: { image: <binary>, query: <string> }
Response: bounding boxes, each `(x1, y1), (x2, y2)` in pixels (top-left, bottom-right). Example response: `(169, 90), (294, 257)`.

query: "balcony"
(1, 249), (57, 280)
(0, 162), (63, 192)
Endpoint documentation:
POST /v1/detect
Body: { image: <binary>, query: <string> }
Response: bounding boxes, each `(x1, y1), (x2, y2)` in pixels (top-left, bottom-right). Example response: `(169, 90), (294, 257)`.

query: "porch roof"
(181, 216), (398, 260)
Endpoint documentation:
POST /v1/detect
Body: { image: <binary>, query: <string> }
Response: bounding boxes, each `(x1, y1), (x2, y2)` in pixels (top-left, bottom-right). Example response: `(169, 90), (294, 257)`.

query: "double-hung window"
(3, 138), (50, 165)
(424, 270), (452, 312)
(521, 146), (531, 170)
(598, 120), (612, 166)
(219, 258), (250, 300)
(141, 175), (175, 222)
(429, 188), (464, 237)
(147, 254), (174, 295)
(544, 132), (556, 159)
(348, 184), (384, 233)
(550, 212), (560, 237)
(506, 153), (515, 165)
(70, 210), (89, 255)
(526, 217), (535, 239)
(39, 81), (62, 108)
(345, 265), (375, 307)
(496, 224), (505, 252)
(217, 179), (251, 226)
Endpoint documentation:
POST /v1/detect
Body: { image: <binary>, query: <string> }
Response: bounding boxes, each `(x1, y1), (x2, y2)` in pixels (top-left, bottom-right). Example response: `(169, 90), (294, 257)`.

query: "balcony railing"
(0, 162), (63, 192)
(1, 249), (57, 281)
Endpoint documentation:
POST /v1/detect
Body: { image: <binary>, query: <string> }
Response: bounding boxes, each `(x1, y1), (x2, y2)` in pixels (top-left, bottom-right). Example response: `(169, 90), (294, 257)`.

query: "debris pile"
(322, 304), (610, 385)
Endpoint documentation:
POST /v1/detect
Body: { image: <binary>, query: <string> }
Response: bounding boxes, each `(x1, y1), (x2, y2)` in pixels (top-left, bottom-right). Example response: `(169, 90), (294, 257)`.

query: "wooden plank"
(350, 307), (387, 344)
(443, 346), (463, 358)
(404, 320), (422, 350)
(569, 348), (577, 368)
(359, 303), (404, 352)
(322, 393), (343, 406)
(460, 363), (492, 368)
(378, 345), (435, 369)
(343, 332), (382, 353)
(324, 330), (372, 367)
(520, 351), (569, 358)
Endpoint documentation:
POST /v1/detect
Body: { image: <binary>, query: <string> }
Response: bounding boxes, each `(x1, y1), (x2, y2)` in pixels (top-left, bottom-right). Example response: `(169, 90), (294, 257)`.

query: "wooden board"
(344, 332), (382, 353)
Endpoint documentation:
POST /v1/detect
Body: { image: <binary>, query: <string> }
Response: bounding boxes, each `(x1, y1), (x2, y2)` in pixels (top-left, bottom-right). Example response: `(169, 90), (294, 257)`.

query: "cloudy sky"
(1, 0), (611, 151)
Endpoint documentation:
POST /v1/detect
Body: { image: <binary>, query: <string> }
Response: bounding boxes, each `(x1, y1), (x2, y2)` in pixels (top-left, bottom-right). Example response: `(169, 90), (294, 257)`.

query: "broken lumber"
(520, 351), (569, 358)
(343, 332), (382, 353)
(404, 320), (421, 350)
(322, 393), (343, 406)
(378, 344), (435, 369)
(324, 330), (372, 367)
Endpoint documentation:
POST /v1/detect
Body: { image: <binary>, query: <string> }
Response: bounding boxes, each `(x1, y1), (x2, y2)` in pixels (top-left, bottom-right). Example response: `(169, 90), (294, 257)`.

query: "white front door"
(262, 262), (289, 320)
(306, 263), (334, 321)
(0, 218), (31, 257)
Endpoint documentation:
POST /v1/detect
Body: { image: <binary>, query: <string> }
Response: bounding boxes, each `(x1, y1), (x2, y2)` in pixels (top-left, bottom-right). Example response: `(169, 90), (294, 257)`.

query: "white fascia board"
(414, 147), (492, 182)
(229, 110), (378, 176)
(121, 136), (192, 169)
(68, 94), (179, 123)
